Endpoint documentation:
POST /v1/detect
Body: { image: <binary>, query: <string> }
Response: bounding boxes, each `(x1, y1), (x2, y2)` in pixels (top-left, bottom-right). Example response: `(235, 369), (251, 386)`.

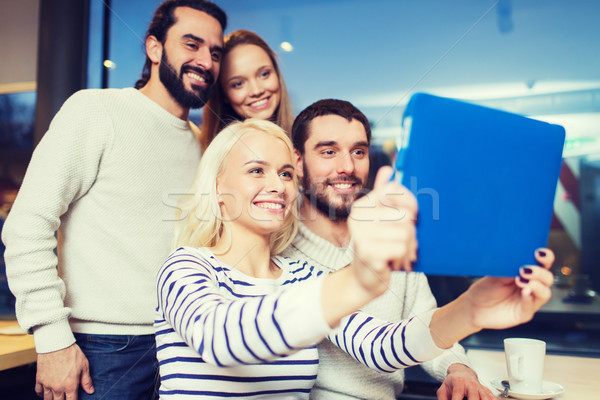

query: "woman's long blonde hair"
(174, 118), (298, 255)
(200, 30), (294, 149)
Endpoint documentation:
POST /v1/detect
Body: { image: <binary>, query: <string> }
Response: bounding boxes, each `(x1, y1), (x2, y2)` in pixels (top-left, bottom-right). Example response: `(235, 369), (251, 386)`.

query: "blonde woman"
(155, 119), (554, 399)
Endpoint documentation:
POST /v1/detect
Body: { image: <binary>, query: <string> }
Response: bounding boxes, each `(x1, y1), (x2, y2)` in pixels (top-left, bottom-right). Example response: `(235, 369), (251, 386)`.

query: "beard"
(159, 49), (215, 109)
(301, 162), (365, 222)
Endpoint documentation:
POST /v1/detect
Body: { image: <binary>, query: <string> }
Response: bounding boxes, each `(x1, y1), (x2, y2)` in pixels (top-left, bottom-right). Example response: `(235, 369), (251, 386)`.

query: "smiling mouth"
(254, 201), (284, 210)
(248, 97), (270, 109)
(331, 183), (354, 190)
(186, 71), (206, 83)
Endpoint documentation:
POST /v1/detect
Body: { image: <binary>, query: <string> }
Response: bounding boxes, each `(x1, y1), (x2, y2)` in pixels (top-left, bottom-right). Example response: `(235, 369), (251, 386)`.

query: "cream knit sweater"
(282, 222), (472, 400)
(2, 88), (201, 354)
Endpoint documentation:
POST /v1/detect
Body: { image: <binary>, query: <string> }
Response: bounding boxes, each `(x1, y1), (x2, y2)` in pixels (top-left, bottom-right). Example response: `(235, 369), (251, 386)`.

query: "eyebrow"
(314, 141), (337, 149)
(243, 160), (295, 170)
(314, 140), (369, 149)
(182, 34), (224, 54)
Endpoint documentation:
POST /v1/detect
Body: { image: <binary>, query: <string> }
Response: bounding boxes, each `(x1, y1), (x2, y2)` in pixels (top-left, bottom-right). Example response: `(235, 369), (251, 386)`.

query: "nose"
(194, 47), (213, 72)
(248, 79), (264, 97)
(265, 171), (285, 194)
(336, 152), (355, 175)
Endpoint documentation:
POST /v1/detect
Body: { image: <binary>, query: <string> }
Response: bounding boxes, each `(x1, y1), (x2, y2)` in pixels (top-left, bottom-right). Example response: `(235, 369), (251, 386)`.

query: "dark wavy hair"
(134, 0), (227, 89)
(292, 99), (371, 154)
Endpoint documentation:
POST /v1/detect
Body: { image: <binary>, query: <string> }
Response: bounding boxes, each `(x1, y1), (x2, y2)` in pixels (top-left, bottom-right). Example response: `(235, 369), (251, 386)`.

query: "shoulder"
(62, 88), (122, 104)
(159, 247), (220, 278)
(54, 88), (130, 121)
(65, 88), (143, 108)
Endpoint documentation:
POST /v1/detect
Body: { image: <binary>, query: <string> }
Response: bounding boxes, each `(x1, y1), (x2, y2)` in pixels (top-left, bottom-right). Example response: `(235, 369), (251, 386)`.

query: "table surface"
(0, 320), (36, 371)
(467, 348), (599, 400)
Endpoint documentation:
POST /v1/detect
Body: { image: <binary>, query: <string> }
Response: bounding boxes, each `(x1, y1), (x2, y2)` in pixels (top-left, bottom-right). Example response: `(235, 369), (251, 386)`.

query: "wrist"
(447, 363), (478, 379)
(430, 295), (481, 349)
(33, 320), (76, 354)
(321, 266), (376, 327)
(338, 265), (378, 306)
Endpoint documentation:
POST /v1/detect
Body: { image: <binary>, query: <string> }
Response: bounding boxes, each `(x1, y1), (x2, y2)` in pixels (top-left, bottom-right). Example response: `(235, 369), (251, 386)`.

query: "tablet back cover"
(397, 93), (565, 277)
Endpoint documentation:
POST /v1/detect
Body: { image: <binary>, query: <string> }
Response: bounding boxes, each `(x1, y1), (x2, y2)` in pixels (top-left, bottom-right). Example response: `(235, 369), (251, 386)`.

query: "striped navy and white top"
(155, 247), (442, 399)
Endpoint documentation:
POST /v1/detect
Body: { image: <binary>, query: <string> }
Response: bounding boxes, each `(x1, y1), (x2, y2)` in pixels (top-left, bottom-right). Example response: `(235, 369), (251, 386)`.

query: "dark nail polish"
(519, 276), (530, 284)
(522, 267), (533, 275)
(537, 250), (547, 257)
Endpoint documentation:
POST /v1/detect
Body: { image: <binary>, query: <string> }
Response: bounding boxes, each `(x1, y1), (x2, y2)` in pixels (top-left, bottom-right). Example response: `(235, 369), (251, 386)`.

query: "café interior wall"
(0, 0), (38, 89)
(0, 0), (38, 183)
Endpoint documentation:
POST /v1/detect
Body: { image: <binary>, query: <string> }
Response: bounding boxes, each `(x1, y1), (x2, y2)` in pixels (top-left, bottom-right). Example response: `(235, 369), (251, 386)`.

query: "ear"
(215, 180), (223, 204)
(146, 35), (163, 64)
(294, 149), (304, 180)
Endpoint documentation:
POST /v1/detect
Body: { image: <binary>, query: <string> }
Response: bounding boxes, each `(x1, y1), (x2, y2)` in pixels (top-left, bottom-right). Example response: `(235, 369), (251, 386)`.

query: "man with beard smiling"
(2, 1), (225, 399)
(283, 99), (496, 400)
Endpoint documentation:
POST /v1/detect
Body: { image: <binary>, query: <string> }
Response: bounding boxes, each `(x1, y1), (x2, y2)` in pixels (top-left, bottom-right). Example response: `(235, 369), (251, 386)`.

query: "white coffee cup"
(504, 338), (546, 394)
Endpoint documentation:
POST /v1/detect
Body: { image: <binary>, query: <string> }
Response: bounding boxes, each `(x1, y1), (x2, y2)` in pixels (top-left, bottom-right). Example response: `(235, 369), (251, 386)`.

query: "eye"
(249, 167), (263, 175)
(211, 51), (221, 62)
(280, 170), (293, 180)
(352, 149), (367, 158)
(230, 80), (244, 89)
(321, 149), (336, 158)
(185, 42), (199, 50)
(260, 70), (271, 79)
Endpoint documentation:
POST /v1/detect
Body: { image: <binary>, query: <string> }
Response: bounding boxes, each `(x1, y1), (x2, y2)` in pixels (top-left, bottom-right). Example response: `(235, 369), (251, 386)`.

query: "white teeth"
(187, 72), (205, 82)
(333, 183), (352, 189)
(256, 202), (283, 210)
(250, 99), (267, 107)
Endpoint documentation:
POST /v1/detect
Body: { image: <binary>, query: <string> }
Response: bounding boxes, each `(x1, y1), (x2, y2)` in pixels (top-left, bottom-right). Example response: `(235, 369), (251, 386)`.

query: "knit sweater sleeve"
(156, 249), (332, 367)
(2, 90), (113, 353)
(404, 274), (472, 381)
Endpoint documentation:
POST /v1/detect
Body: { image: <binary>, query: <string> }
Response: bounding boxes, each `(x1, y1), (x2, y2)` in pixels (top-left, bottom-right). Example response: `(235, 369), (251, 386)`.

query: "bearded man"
(2, 1), (226, 399)
(283, 99), (496, 400)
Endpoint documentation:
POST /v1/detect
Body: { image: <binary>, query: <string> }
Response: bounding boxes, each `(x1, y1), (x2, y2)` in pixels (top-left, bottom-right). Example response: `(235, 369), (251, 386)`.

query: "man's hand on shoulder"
(436, 363), (495, 400)
(35, 343), (94, 400)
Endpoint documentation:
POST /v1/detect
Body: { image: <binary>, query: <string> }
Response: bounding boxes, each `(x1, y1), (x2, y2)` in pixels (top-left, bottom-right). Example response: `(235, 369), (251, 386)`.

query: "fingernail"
(521, 267), (533, 275)
(536, 249), (547, 257)
(519, 276), (530, 284)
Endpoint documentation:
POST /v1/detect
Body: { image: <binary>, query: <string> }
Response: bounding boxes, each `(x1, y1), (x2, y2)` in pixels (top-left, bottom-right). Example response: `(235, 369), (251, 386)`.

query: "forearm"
(328, 308), (444, 372)
(3, 199), (74, 353)
(429, 294), (480, 349)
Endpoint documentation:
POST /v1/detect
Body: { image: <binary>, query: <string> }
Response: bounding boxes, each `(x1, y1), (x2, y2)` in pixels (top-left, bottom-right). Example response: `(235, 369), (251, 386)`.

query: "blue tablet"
(395, 93), (565, 277)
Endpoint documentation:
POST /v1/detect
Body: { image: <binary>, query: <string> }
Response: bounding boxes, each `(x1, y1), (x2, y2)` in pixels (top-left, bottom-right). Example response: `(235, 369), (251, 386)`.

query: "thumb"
(372, 166), (418, 218)
(372, 166), (395, 191)
(80, 364), (95, 394)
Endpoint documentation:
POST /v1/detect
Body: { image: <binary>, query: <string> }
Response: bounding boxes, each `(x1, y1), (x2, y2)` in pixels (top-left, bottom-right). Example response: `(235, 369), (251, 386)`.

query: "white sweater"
(155, 247), (443, 399)
(2, 88), (201, 353)
(281, 222), (472, 400)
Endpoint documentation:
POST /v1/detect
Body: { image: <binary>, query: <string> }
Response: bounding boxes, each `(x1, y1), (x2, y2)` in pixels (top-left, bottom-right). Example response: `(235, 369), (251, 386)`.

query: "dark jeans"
(74, 333), (159, 400)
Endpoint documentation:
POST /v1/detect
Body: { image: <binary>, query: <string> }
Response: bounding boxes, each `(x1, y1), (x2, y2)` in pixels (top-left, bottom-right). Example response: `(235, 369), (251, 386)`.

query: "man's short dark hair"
(134, 0), (227, 89)
(291, 99), (371, 154)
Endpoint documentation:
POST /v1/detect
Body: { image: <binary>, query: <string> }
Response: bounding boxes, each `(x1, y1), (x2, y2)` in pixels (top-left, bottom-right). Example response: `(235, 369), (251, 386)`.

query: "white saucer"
(490, 377), (565, 400)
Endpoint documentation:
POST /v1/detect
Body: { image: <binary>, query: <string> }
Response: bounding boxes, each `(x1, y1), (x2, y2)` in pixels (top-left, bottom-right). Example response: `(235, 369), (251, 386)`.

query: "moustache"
(181, 65), (215, 86)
